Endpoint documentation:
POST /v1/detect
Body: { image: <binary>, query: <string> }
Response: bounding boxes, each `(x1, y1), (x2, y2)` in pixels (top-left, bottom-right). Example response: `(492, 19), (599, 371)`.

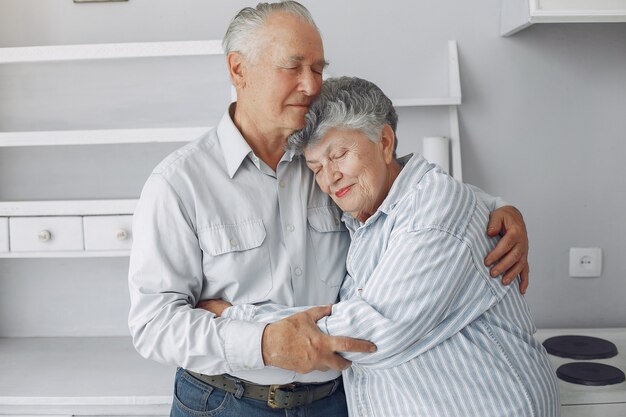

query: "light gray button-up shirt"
(128, 105), (350, 384)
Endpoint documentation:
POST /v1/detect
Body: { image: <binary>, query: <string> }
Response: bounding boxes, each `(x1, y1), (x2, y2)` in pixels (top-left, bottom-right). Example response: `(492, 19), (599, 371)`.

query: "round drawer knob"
(38, 230), (52, 242)
(116, 229), (129, 241)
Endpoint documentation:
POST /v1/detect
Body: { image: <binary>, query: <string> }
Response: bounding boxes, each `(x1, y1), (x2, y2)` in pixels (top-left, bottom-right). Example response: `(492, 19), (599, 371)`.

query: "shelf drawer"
(83, 215), (133, 251)
(9, 216), (84, 252)
(0, 217), (8, 252)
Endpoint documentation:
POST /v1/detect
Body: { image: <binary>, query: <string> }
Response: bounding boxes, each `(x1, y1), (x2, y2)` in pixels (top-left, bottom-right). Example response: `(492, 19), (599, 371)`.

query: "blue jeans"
(171, 368), (348, 417)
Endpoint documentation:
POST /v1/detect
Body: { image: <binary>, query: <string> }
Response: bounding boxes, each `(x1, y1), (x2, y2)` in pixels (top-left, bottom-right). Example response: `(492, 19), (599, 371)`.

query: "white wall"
(1, 0), (625, 331)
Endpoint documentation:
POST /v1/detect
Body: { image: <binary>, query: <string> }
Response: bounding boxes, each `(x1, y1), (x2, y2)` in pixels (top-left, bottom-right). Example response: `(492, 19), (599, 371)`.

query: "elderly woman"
(217, 77), (560, 417)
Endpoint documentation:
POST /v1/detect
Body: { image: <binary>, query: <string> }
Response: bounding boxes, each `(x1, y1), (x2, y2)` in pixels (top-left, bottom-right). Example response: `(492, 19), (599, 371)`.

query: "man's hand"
(197, 299), (232, 317)
(484, 205), (530, 294)
(262, 305), (376, 373)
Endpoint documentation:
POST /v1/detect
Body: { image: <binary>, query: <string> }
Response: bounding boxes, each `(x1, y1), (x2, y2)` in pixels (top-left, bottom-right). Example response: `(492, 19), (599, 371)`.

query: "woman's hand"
(197, 299), (233, 317)
(484, 206), (530, 294)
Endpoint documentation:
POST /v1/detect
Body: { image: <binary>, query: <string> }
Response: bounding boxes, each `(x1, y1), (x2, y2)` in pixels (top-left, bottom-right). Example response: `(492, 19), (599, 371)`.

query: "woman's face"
(304, 126), (397, 222)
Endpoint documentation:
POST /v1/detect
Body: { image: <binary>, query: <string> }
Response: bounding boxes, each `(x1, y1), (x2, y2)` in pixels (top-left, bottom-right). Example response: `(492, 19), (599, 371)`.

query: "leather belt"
(186, 370), (341, 409)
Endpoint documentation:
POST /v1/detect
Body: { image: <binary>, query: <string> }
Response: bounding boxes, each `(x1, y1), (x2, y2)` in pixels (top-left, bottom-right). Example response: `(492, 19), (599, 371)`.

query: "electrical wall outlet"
(569, 247), (602, 277)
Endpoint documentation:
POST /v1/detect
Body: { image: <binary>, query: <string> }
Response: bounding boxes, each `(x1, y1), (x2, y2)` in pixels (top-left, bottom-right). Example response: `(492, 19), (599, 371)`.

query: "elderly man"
(128, 2), (530, 417)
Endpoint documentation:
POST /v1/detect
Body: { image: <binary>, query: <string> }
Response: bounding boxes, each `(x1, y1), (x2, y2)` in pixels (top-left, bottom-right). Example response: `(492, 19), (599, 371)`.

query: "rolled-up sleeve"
(128, 174), (266, 374)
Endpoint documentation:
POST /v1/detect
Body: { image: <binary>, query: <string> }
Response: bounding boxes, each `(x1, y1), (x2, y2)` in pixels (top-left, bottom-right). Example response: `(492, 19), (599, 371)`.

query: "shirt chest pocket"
(307, 206), (350, 288)
(199, 219), (273, 304)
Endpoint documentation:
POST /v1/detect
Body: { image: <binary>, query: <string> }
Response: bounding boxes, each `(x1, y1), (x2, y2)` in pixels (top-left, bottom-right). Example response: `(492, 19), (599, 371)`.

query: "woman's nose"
(331, 168), (342, 183)
(324, 165), (341, 187)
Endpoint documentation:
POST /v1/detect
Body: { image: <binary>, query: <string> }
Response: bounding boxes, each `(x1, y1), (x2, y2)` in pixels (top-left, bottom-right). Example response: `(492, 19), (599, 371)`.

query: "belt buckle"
(267, 383), (297, 409)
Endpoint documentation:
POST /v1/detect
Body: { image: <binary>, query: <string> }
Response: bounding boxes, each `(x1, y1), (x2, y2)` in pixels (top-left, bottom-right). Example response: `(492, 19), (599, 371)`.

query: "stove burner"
(543, 335), (618, 359)
(557, 362), (625, 386)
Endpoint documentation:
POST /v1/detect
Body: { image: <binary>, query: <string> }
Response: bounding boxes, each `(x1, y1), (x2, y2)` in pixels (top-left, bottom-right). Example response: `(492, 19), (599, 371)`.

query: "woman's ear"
(227, 52), (246, 89)
(380, 124), (396, 164)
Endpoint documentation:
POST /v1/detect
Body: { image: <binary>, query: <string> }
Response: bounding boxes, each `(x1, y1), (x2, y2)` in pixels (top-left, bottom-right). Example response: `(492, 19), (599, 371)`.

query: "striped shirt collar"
(217, 102), (297, 178)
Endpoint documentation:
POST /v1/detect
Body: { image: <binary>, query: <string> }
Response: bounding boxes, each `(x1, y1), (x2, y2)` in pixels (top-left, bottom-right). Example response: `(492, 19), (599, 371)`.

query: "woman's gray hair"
(223, 1), (318, 61)
(289, 76), (399, 156)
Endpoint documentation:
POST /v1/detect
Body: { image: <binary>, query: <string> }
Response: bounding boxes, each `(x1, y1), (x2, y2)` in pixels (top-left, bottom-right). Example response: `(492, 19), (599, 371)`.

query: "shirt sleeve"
(221, 271), (357, 323)
(128, 174), (267, 374)
(221, 303), (305, 322)
(318, 228), (500, 370)
(466, 184), (508, 210)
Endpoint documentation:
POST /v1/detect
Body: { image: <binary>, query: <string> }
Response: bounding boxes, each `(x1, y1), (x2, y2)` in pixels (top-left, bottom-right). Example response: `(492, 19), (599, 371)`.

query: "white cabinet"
(1, 214), (135, 256)
(9, 216), (84, 253)
(83, 215), (133, 251)
(501, 0), (626, 36)
(0, 201), (139, 258)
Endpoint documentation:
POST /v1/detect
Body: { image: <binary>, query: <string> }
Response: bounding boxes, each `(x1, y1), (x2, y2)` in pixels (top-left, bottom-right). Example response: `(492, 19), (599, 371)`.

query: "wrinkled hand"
(197, 299), (233, 317)
(262, 305), (376, 373)
(484, 205), (530, 294)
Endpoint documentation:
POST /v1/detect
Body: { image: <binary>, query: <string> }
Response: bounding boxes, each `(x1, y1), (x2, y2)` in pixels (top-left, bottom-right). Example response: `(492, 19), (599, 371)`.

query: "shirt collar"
(378, 154), (433, 214)
(217, 103), (298, 178)
(217, 103), (254, 179)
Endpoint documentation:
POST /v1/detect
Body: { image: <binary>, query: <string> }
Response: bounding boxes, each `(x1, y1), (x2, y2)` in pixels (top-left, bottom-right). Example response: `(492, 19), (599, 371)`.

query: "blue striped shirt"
(223, 154), (560, 417)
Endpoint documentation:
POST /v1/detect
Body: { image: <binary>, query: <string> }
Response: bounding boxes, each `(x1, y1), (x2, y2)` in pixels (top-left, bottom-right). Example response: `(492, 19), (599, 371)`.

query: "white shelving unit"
(0, 40), (225, 259)
(501, 0), (626, 36)
(0, 40), (224, 416)
(0, 40), (463, 259)
(0, 39), (463, 415)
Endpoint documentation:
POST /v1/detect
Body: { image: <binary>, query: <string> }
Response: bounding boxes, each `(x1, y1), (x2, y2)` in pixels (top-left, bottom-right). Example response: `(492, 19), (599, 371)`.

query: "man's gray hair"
(223, 1), (318, 61)
(289, 76), (399, 156)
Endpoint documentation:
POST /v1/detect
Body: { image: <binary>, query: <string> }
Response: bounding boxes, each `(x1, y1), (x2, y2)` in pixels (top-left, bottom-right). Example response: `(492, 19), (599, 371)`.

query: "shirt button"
(286, 224), (295, 232)
(230, 238), (238, 247)
(294, 267), (302, 276)
(279, 180), (286, 188)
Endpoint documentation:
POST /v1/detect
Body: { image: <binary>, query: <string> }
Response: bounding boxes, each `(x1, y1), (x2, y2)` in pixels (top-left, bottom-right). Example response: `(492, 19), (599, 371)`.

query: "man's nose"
(299, 68), (322, 96)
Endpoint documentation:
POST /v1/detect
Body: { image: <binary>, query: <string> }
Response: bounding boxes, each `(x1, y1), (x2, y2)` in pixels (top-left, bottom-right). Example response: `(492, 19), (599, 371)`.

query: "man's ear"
(227, 51), (246, 89)
(380, 124), (396, 164)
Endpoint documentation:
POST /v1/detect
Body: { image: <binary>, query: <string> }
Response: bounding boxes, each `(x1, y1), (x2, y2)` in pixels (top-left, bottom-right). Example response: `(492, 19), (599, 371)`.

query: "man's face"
(239, 12), (326, 138)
